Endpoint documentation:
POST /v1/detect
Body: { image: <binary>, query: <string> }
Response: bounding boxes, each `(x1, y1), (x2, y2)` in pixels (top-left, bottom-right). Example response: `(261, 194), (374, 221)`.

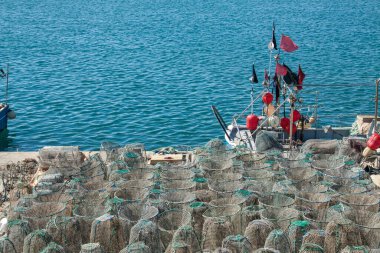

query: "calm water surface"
(0, 0), (379, 150)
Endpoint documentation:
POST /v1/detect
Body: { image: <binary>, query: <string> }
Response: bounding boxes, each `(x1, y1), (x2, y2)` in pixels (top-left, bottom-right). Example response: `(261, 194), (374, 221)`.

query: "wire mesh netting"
(6, 139), (380, 252)
(21, 202), (66, 230)
(244, 219), (275, 251)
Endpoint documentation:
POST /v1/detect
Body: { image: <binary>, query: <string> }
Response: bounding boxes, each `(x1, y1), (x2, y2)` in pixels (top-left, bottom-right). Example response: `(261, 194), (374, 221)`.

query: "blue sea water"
(0, 0), (379, 151)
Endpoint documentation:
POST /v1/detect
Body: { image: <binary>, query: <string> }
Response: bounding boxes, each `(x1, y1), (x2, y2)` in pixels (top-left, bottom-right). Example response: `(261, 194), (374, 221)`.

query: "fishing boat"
(0, 65), (16, 133)
(212, 25), (379, 152)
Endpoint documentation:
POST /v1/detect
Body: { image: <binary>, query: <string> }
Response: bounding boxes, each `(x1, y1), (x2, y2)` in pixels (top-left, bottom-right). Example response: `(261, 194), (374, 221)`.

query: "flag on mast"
(275, 63), (287, 76)
(280, 34), (299, 52)
(271, 22), (277, 50)
(298, 64), (305, 85)
(264, 69), (269, 81)
(250, 64), (258, 83)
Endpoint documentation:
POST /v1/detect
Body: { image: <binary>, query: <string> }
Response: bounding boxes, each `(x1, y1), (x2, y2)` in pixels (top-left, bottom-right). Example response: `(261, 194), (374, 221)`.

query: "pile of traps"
(2, 139), (380, 253)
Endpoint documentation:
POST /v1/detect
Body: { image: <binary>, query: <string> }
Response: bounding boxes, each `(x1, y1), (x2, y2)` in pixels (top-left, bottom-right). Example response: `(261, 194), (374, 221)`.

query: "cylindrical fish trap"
(210, 172), (243, 182)
(73, 203), (107, 243)
(260, 208), (299, 231)
(21, 202), (66, 230)
(241, 205), (263, 231)
(121, 151), (144, 169)
(208, 180), (244, 198)
(119, 242), (151, 253)
(264, 229), (292, 253)
(199, 158), (227, 177)
(202, 205), (241, 237)
(301, 229), (325, 249)
(80, 153), (106, 179)
(114, 188), (149, 203)
(160, 180), (196, 192)
(285, 167), (318, 188)
(346, 210), (380, 248)
(246, 180), (273, 194)
(189, 202), (208, 242)
(272, 180), (297, 195)
(234, 189), (257, 207)
(33, 191), (74, 216)
(193, 177), (208, 190)
(40, 242), (65, 253)
(157, 209), (192, 248)
(340, 245), (371, 253)
(23, 229), (52, 253)
(331, 184), (368, 196)
(209, 196), (247, 208)
(287, 220), (314, 253)
(323, 168), (361, 185)
(118, 203), (158, 242)
(254, 248), (281, 253)
(121, 179), (155, 190)
(46, 216), (83, 253)
(194, 189), (217, 203)
(303, 209), (332, 230)
(324, 220), (363, 253)
(129, 220), (162, 253)
(159, 192), (195, 211)
(80, 243), (104, 253)
(172, 225), (202, 252)
(201, 217), (234, 252)
(90, 214), (125, 253)
(311, 154), (345, 171)
(161, 169), (195, 181)
(222, 234), (252, 253)
(258, 193), (295, 210)
(106, 160), (129, 180)
(339, 194), (379, 212)
(213, 247), (233, 253)
(82, 180), (106, 191)
(299, 243), (324, 253)
(0, 237), (17, 253)
(295, 193), (331, 216)
(243, 170), (274, 182)
(279, 159), (308, 171)
(6, 219), (32, 253)
(244, 219), (275, 251)
(167, 241), (192, 253)
(108, 169), (130, 182)
(297, 183), (329, 194)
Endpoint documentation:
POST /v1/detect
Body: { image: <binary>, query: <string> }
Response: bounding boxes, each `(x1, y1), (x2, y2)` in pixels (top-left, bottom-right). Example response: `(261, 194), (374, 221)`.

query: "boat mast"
(375, 78), (379, 132)
(5, 64), (9, 104)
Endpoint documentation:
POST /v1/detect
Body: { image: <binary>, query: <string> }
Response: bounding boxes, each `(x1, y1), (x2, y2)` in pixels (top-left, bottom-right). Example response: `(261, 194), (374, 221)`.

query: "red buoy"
(367, 133), (380, 150)
(246, 114), (259, 131)
(262, 92), (274, 105)
(280, 117), (290, 129)
(290, 110), (301, 122)
(285, 123), (297, 135)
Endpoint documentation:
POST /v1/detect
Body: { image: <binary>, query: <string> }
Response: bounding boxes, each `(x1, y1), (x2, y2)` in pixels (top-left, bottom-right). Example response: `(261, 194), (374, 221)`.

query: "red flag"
(280, 34), (298, 52)
(264, 69), (269, 81)
(298, 64), (305, 85)
(275, 63), (288, 76)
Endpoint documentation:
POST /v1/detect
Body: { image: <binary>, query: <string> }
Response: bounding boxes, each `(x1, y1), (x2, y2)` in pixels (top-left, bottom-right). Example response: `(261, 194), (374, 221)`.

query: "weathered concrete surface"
(0, 152), (39, 165)
(0, 151), (100, 166)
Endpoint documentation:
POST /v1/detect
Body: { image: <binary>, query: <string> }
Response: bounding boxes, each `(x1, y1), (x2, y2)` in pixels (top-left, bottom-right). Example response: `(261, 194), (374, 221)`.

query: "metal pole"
(5, 64), (9, 104)
(289, 105), (294, 150)
(375, 79), (379, 132)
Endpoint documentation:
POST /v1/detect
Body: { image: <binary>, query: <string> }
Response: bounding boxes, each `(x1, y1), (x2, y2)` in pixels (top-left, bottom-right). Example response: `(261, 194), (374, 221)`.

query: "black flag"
(250, 64), (258, 83)
(0, 69), (5, 78)
(283, 64), (298, 85)
(272, 22), (277, 50)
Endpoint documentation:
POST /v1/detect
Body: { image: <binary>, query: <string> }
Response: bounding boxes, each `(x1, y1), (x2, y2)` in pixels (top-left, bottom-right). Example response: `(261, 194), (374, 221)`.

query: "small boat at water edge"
(212, 24), (379, 152)
(0, 65), (16, 133)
